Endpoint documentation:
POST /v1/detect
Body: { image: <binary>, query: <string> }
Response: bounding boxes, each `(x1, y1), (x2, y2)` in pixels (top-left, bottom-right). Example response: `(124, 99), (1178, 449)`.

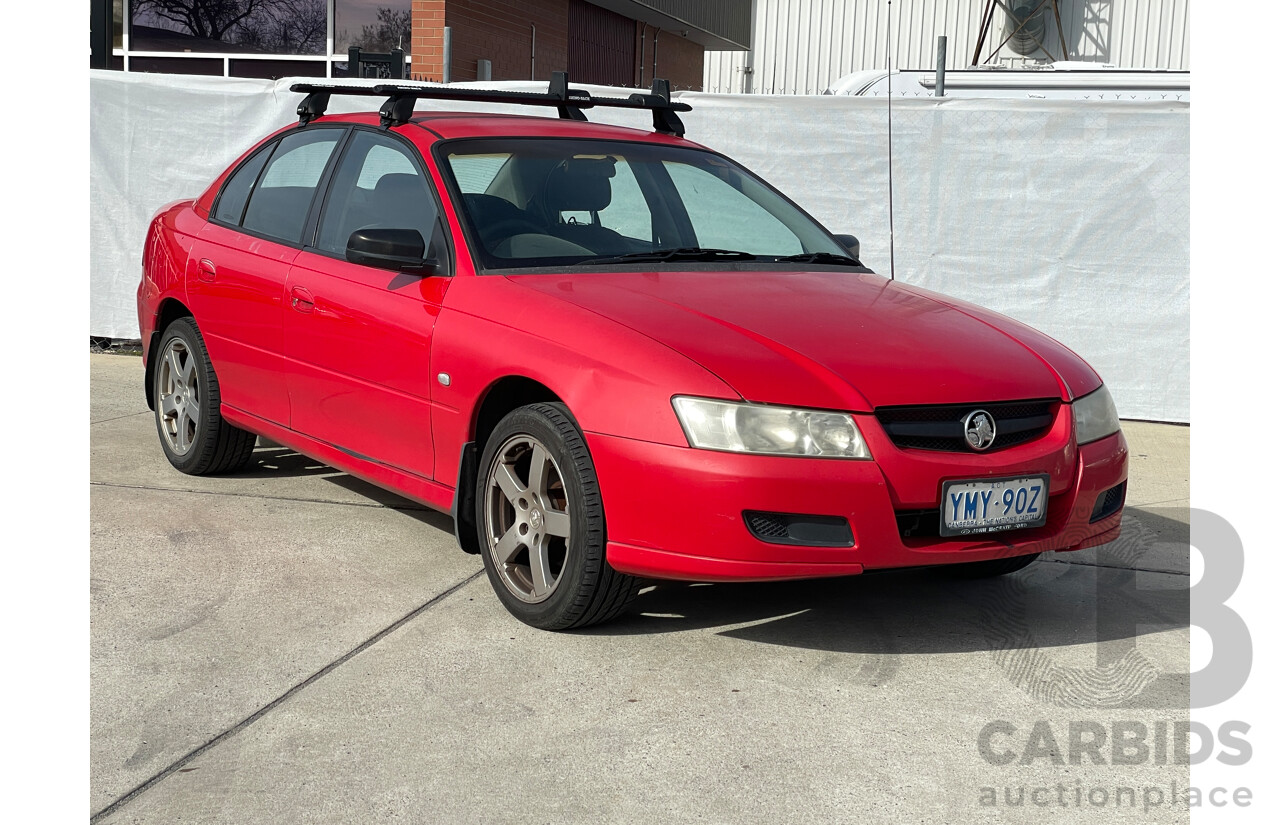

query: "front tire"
(153, 318), (257, 475)
(475, 403), (637, 630)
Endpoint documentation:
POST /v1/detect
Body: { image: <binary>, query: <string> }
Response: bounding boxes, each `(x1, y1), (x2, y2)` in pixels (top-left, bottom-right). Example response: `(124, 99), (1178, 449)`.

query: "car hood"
(509, 269), (1101, 412)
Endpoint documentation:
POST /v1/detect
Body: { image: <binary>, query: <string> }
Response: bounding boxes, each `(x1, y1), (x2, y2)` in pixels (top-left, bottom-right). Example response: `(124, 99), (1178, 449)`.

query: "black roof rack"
(290, 71), (690, 136)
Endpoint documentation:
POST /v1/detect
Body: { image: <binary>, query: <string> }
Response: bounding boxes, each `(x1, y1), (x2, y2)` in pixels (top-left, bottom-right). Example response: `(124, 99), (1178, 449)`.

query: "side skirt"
(220, 404), (456, 515)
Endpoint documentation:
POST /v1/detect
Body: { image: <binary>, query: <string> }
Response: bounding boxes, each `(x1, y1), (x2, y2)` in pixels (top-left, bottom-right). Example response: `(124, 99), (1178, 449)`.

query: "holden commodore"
(136, 75), (1127, 630)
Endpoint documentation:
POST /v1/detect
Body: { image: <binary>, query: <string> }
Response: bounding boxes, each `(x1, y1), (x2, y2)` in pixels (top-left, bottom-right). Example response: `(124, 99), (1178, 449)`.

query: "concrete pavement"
(91, 353), (1191, 823)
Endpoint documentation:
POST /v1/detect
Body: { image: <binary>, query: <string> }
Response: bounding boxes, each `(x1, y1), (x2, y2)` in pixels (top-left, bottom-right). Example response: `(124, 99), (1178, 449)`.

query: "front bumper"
(588, 429), (1128, 582)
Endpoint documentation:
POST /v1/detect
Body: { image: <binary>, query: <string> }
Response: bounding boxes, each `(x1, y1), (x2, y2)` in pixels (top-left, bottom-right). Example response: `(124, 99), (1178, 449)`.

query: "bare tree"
(134, 0), (265, 41)
(358, 7), (412, 53)
(236, 0), (326, 53)
(272, 0), (326, 53)
(136, 0), (324, 53)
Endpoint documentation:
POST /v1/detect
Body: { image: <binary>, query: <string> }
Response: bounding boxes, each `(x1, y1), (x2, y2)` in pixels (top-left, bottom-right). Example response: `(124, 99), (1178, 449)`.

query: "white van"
(824, 62), (1190, 102)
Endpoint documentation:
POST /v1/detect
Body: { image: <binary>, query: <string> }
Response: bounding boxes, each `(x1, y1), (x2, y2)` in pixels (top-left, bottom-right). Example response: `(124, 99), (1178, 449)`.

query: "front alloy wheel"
(476, 403), (637, 630)
(483, 433), (573, 603)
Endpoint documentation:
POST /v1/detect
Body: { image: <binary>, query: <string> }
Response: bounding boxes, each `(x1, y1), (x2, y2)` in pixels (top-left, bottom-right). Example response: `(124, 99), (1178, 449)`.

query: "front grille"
(743, 511), (854, 547)
(876, 400), (1057, 453)
(1090, 482), (1126, 522)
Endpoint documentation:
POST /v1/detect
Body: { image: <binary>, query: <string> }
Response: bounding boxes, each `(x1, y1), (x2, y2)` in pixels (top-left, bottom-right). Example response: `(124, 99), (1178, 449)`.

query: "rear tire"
(942, 552), (1041, 578)
(475, 402), (637, 630)
(153, 318), (257, 475)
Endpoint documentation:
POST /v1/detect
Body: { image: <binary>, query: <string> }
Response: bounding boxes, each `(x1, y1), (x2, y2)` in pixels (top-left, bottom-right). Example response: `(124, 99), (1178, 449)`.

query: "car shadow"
(237, 445), (1188, 672)
(241, 446), (455, 532)
(240, 446), (334, 478)
(323, 472), (456, 531)
(1124, 504), (1189, 547)
(587, 557), (1188, 707)
(594, 562), (1185, 649)
(583, 508), (1189, 665)
(1078, 504), (1189, 573)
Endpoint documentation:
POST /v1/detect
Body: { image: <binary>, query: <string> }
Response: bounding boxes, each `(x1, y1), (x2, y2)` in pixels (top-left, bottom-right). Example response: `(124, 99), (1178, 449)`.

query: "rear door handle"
(196, 259), (216, 282)
(290, 286), (315, 313)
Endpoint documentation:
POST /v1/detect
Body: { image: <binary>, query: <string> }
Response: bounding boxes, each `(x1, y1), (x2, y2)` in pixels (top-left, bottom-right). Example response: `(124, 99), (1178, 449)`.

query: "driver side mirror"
(346, 228), (438, 274)
(833, 234), (860, 260)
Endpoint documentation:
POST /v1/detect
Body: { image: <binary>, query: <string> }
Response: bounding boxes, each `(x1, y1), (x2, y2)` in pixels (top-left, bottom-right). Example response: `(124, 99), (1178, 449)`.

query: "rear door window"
(241, 129), (342, 244)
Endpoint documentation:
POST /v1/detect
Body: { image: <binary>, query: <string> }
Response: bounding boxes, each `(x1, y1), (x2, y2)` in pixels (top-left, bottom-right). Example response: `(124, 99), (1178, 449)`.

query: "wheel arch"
(472, 375), (566, 451)
(452, 374), (566, 555)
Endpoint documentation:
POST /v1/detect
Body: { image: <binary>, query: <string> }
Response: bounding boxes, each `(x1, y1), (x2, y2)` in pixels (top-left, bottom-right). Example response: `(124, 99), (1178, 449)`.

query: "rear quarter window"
(212, 148), (270, 226)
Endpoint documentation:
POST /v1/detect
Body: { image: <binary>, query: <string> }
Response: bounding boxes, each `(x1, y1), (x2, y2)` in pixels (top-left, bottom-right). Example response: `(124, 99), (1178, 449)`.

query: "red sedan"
(137, 77), (1127, 629)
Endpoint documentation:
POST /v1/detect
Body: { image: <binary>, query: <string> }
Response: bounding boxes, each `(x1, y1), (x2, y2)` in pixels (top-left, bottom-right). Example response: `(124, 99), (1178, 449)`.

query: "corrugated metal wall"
(705, 0), (1190, 94)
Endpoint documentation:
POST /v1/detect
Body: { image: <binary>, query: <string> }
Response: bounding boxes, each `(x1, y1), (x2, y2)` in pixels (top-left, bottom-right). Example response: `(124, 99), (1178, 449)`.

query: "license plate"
(940, 474), (1049, 537)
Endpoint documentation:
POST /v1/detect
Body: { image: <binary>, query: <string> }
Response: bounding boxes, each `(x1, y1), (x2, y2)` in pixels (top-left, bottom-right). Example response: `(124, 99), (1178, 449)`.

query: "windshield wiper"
(578, 247), (760, 266)
(769, 252), (865, 267)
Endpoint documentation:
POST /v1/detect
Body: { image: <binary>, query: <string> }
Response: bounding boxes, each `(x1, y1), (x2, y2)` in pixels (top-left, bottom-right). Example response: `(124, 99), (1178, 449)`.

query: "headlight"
(672, 397), (872, 459)
(1072, 384), (1121, 444)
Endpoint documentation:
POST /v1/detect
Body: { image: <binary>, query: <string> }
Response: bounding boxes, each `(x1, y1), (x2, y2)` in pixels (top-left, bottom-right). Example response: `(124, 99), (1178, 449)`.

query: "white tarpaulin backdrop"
(90, 71), (1189, 422)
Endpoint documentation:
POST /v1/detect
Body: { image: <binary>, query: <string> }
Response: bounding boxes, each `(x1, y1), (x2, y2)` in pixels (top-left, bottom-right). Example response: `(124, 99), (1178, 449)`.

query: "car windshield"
(438, 138), (853, 272)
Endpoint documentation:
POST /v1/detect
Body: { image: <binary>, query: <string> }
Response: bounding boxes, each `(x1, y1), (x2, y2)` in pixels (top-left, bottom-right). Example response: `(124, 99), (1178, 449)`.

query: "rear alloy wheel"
(476, 403), (637, 630)
(154, 318), (257, 475)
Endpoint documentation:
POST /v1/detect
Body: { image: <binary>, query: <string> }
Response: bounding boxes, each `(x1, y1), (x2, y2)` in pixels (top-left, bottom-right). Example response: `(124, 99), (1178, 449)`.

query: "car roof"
(312, 111), (704, 147)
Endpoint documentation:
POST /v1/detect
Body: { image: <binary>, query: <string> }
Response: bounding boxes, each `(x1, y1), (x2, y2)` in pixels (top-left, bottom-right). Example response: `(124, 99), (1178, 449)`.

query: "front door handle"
(196, 259), (216, 282)
(290, 286), (315, 314)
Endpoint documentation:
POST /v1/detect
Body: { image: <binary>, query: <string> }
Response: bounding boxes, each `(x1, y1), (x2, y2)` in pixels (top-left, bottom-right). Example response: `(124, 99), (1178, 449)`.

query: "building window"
(129, 0), (326, 55)
(335, 1), (412, 55)
(113, 1), (124, 50)
(110, 2), (412, 78)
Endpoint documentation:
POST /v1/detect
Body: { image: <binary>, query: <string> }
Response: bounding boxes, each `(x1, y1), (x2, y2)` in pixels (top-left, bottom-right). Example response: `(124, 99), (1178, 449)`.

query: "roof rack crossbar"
(549, 71), (589, 122)
(289, 71), (690, 135)
(629, 77), (684, 136)
(296, 88), (332, 125)
(379, 94), (417, 129)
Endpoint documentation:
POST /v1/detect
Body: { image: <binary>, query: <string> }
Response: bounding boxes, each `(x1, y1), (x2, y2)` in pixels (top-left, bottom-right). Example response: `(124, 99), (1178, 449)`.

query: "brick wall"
(445, 0), (569, 83)
(411, 1), (704, 89)
(642, 28), (704, 92)
(411, 0), (446, 80)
